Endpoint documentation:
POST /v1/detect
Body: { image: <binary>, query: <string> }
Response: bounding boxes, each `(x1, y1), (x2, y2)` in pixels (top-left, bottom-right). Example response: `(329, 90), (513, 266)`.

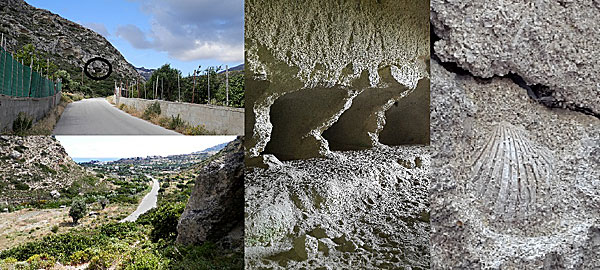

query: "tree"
(98, 196), (109, 210)
(69, 199), (87, 224)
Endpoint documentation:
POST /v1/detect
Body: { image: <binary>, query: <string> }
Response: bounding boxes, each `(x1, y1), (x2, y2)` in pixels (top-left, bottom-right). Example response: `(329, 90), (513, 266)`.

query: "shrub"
(168, 114), (185, 130)
(157, 116), (170, 128)
(119, 103), (127, 110)
(14, 182), (29, 191)
(36, 163), (57, 174)
(136, 202), (185, 242)
(99, 222), (139, 238)
(69, 199), (87, 224)
(123, 249), (164, 270)
(26, 253), (56, 270)
(51, 225), (59, 233)
(12, 112), (32, 134)
(185, 125), (211, 135)
(98, 196), (109, 209)
(87, 251), (114, 270)
(142, 102), (161, 120)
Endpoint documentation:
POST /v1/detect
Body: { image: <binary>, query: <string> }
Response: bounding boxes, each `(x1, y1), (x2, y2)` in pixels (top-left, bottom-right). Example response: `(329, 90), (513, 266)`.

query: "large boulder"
(176, 137), (244, 249)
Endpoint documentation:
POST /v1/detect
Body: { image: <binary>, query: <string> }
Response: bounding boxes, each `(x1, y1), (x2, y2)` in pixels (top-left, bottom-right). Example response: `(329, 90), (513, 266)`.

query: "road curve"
(121, 176), (159, 223)
(53, 98), (179, 135)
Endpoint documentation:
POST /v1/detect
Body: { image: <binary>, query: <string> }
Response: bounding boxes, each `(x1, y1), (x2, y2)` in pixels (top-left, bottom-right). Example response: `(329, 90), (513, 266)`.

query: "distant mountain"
(196, 142), (229, 153)
(218, 64), (244, 74)
(135, 66), (155, 81)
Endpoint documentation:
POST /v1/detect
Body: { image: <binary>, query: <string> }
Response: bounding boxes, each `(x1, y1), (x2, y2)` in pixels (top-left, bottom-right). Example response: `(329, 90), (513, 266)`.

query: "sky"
(55, 136), (235, 159)
(24, 0), (243, 76)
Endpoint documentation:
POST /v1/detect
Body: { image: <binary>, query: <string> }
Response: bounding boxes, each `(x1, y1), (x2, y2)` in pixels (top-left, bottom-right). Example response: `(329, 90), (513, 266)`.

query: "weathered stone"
(245, 0), (430, 160)
(431, 0), (600, 114)
(9, 150), (22, 159)
(430, 61), (600, 268)
(176, 137), (244, 249)
(50, 190), (60, 199)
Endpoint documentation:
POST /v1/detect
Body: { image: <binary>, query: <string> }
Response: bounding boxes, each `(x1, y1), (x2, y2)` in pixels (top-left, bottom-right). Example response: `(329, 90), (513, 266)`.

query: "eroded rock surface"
(430, 61), (600, 269)
(245, 146), (430, 269)
(245, 0), (430, 160)
(176, 137), (244, 250)
(431, 0), (600, 114)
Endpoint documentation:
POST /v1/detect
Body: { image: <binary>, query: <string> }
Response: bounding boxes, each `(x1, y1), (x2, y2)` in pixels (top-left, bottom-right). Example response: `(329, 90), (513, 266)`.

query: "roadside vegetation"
(0, 161), (242, 269)
(109, 99), (215, 135)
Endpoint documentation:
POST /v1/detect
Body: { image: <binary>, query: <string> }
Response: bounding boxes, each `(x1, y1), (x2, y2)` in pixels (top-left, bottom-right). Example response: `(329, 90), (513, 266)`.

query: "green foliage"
(26, 253), (56, 270)
(98, 222), (138, 238)
(119, 103), (127, 110)
(213, 72), (244, 108)
(98, 195), (109, 209)
(0, 231), (108, 261)
(136, 202), (185, 242)
(15, 44), (58, 77)
(12, 112), (33, 134)
(14, 182), (30, 191)
(36, 163), (56, 174)
(69, 199), (87, 224)
(146, 64), (181, 101)
(123, 250), (165, 270)
(162, 243), (243, 270)
(142, 101), (161, 120)
(168, 114), (185, 130)
(51, 225), (59, 234)
(88, 251), (115, 270)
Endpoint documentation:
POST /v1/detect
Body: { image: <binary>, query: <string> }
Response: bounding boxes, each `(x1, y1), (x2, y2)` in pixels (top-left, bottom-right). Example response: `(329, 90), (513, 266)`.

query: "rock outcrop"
(0, 0), (143, 82)
(245, 145), (430, 269)
(431, 0), (600, 115)
(429, 60), (600, 269)
(245, 0), (430, 161)
(0, 135), (85, 204)
(176, 137), (244, 249)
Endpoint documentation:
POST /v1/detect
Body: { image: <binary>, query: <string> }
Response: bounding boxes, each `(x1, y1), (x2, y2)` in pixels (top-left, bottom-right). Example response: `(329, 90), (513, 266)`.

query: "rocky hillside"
(0, 0), (143, 90)
(0, 136), (85, 205)
(177, 136), (243, 250)
(135, 66), (155, 81)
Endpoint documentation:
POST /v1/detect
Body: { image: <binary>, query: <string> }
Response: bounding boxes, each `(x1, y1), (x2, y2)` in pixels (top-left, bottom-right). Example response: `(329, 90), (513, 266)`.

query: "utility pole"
(226, 65), (229, 106)
(161, 77), (163, 100)
(192, 70), (196, 103)
(207, 67), (210, 104)
(155, 76), (159, 99)
(137, 79), (139, 98)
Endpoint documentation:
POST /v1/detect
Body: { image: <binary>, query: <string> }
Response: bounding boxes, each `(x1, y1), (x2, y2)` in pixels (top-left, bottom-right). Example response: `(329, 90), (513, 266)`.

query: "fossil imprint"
(470, 122), (554, 221)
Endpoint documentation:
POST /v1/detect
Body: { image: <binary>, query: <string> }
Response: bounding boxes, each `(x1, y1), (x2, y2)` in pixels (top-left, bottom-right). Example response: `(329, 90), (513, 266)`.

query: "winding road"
(121, 176), (160, 222)
(53, 98), (179, 135)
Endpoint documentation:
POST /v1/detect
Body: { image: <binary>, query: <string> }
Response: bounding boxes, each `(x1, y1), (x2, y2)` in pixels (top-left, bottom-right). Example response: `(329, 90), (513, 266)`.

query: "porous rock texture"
(431, 0), (600, 114)
(0, 135), (84, 204)
(176, 137), (244, 250)
(430, 61), (600, 269)
(245, 146), (430, 269)
(245, 0), (430, 161)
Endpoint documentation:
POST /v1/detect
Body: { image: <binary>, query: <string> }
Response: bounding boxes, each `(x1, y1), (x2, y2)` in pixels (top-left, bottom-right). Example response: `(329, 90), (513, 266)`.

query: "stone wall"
(0, 92), (61, 132)
(116, 96), (244, 135)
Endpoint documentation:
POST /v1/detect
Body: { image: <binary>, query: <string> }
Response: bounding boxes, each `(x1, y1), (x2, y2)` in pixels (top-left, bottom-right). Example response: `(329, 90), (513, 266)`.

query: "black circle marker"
(84, 57), (112, 81)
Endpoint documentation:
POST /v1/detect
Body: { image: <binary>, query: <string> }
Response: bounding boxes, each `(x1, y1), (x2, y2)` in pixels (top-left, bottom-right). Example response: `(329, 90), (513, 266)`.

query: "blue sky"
(56, 136), (235, 159)
(25, 0), (243, 76)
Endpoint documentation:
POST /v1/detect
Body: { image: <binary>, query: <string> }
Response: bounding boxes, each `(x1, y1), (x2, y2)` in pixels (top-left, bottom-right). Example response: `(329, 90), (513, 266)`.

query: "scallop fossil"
(470, 121), (554, 222)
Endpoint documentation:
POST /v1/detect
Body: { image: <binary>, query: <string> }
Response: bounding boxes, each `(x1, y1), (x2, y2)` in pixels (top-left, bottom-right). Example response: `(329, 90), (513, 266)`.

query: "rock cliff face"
(0, 135), (84, 205)
(245, 0), (430, 161)
(0, 0), (142, 81)
(176, 137), (244, 249)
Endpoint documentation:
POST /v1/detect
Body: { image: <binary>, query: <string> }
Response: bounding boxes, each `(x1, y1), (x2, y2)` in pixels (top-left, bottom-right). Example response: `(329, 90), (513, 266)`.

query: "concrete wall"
(0, 92), (61, 132)
(116, 96), (244, 135)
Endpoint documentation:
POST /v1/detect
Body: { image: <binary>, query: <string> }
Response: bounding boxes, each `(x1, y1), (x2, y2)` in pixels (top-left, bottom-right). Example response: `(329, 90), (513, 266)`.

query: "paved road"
(121, 176), (159, 222)
(53, 98), (179, 135)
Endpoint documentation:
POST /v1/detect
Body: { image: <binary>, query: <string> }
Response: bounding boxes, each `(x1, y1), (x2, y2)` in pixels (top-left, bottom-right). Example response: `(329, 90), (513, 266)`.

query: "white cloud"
(116, 0), (243, 63)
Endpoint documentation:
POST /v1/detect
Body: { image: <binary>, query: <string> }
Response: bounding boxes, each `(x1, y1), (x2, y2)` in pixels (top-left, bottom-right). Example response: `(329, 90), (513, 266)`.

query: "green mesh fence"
(0, 46), (61, 98)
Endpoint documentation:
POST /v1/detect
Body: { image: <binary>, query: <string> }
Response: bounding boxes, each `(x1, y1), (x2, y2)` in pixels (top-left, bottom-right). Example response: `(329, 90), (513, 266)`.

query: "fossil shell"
(470, 122), (554, 222)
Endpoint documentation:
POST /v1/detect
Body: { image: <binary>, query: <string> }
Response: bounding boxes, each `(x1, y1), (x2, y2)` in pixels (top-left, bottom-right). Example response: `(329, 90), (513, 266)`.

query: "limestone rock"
(430, 61), (600, 269)
(245, 0), (430, 161)
(9, 150), (21, 159)
(431, 0), (600, 114)
(176, 137), (244, 249)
